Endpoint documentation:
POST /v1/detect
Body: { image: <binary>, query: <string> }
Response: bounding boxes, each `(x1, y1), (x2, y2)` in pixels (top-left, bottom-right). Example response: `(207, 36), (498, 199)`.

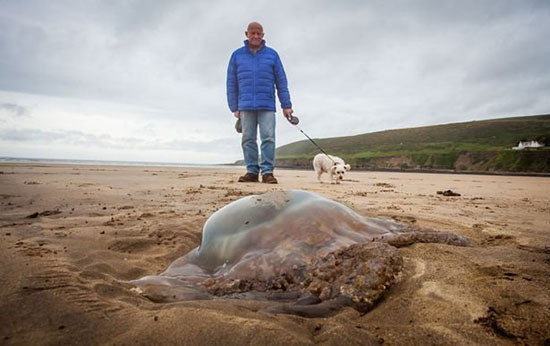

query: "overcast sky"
(1, 0), (549, 164)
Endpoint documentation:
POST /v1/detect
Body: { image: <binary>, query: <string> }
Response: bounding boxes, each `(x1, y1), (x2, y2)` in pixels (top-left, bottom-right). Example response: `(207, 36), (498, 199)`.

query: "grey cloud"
(3, 1), (548, 103)
(0, 103), (29, 117)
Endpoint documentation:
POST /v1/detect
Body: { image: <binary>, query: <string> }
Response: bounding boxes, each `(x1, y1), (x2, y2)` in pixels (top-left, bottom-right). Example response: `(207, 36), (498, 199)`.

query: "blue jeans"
(241, 110), (276, 175)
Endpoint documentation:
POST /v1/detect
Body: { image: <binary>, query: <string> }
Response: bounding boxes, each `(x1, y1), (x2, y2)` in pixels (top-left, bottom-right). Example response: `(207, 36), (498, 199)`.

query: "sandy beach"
(0, 163), (548, 345)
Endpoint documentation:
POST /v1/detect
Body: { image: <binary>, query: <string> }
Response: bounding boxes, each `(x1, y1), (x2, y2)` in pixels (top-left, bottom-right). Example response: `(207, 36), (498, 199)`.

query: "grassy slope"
(276, 114), (550, 172)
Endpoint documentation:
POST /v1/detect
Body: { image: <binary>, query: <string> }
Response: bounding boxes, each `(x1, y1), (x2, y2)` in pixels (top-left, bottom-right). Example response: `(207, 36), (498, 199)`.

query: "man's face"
(246, 27), (264, 48)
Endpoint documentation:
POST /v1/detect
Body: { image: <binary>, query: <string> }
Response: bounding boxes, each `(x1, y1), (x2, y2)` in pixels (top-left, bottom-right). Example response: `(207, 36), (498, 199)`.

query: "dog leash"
(286, 115), (336, 165)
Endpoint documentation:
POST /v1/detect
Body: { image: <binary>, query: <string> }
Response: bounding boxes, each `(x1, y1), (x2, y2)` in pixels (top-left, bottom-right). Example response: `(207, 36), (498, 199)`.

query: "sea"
(0, 157), (241, 169)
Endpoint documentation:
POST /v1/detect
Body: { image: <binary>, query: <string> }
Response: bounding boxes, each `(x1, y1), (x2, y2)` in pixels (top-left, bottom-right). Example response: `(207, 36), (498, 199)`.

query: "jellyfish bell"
(130, 190), (469, 316)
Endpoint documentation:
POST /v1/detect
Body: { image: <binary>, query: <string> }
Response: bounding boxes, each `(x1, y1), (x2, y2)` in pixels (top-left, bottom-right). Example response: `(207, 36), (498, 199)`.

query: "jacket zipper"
(252, 51), (256, 108)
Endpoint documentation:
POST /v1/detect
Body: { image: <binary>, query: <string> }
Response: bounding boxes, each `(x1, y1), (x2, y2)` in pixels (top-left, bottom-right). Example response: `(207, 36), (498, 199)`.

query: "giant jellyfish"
(131, 190), (468, 317)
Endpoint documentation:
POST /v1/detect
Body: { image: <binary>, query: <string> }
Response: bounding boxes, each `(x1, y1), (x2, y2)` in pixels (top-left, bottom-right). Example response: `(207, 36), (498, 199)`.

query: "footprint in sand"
(107, 238), (157, 253)
(410, 258), (426, 279)
(418, 281), (486, 319)
(93, 283), (133, 299)
(79, 257), (149, 281)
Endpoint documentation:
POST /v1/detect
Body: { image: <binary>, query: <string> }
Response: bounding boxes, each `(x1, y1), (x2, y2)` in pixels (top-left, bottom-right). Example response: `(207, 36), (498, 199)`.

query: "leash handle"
(285, 114), (300, 125)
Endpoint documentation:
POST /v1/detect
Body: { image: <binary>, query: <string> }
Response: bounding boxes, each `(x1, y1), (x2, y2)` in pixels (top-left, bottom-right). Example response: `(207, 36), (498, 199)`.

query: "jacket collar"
(244, 39), (266, 53)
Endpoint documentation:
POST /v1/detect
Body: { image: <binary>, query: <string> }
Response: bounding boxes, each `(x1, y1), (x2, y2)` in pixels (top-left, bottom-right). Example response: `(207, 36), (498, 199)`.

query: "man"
(227, 22), (293, 184)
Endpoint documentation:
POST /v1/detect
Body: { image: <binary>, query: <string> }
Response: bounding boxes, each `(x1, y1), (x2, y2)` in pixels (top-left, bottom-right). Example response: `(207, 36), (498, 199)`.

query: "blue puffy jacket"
(227, 40), (292, 112)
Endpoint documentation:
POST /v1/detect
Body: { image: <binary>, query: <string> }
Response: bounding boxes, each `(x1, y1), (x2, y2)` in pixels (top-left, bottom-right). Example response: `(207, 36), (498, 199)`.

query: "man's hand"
(233, 111), (240, 118)
(283, 108), (293, 118)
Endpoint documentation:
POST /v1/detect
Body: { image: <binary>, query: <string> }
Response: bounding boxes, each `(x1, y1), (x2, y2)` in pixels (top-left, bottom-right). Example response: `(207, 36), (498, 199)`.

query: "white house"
(512, 140), (545, 150)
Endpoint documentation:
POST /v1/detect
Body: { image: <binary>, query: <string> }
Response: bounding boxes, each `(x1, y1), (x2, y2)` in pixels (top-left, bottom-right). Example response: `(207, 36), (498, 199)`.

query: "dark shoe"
(261, 173), (278, 184)
(238, 172), (259, 182)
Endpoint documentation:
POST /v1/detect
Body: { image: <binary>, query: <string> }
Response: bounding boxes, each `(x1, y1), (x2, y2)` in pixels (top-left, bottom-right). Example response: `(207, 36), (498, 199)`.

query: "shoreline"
(0, 157), (239, 170)
(3, 159), (550, 178)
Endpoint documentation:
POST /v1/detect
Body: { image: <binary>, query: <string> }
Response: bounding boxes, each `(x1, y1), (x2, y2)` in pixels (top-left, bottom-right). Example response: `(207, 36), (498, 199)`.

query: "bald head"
(247, 22), (263, 33)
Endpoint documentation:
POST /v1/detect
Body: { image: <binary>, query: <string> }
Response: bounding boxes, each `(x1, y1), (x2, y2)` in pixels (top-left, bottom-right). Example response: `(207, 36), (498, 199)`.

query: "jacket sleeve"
(226, 52), (239, 112)
(274, 53), (292, 109)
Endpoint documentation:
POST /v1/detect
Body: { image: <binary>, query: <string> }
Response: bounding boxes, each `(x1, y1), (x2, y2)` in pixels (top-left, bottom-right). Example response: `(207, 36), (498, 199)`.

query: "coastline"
(3, 156), (549, 177)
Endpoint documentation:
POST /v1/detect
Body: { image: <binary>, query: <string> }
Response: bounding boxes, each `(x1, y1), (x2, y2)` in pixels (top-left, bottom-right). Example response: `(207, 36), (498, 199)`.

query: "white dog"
(313, 153), (351, 184)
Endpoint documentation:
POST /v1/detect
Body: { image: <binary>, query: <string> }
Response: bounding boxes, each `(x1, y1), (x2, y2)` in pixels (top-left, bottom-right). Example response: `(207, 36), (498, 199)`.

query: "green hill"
(276, 114), (550, 173)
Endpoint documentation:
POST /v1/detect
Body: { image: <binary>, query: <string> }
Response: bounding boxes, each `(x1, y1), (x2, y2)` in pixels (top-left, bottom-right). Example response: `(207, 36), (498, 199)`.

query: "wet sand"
(0, 163), (549, 345)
